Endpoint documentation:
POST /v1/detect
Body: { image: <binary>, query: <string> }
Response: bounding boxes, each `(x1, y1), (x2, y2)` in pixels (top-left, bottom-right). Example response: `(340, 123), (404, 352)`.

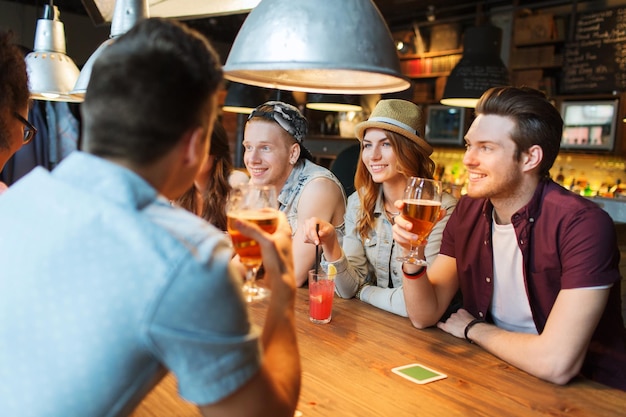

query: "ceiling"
(15, 0), (563, 44)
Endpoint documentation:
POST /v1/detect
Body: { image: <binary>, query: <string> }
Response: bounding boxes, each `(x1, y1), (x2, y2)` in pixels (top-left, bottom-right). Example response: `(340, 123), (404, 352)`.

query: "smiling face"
(243, 119), (299, 189)
(463, 114), (525, 201)
(361, 128), (405, 186)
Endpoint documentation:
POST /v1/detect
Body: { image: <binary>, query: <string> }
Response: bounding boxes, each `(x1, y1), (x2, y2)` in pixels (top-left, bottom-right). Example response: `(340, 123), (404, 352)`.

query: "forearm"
(293, 237), (316, 287)
(465, 321), (582, 385)
(260, 280), (301, 413)
(403, 268), (448, 329)
(330, 254), (361, 298)
(359, 285), (408, 317)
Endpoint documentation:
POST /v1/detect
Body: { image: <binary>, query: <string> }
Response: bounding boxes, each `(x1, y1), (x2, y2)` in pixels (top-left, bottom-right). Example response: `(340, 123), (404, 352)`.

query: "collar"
(481, 179), (550, 223)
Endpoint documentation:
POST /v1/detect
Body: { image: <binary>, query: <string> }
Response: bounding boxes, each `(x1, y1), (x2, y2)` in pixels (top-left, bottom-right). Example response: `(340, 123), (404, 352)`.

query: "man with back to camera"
(393, 86), (626, 390)
(0, 30), (34, 194)
(0, 18), (301, 416)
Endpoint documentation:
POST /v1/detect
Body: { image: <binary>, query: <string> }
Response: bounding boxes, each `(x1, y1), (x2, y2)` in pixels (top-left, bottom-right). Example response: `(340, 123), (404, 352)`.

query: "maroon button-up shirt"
(441, 179), (626, 390)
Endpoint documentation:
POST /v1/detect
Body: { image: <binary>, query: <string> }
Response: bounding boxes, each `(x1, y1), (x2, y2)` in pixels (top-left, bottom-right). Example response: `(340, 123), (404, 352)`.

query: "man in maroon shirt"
(393, 86), (626, 390)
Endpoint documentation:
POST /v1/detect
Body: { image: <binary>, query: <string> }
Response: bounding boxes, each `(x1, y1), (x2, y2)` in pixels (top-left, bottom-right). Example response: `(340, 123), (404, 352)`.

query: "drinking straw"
(315, 223), (320, 275)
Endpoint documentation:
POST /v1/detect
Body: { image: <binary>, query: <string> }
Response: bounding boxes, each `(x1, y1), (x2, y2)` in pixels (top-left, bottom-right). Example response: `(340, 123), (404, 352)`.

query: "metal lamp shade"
(306, 94), (362, 112)
(25, 5), (81, 103)
(223, 0), (410, 95)
(71, 0), (148, 99)
(440, 25), (510, 108)
(223, 82), (269, 114)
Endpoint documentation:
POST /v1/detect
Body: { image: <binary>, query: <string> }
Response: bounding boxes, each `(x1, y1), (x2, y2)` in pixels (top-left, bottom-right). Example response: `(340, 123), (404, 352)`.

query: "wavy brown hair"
(176, 121), (233, 230)
(354, 130), (435, 240)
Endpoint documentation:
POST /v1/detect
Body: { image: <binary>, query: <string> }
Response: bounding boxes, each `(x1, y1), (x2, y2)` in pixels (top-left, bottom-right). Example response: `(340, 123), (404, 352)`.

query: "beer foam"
(402, 199), (442, 206)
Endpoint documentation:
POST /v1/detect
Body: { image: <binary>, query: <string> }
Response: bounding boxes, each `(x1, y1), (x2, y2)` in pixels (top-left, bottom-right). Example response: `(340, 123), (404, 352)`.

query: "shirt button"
(485, 277), (491, 283)
(478, 311), (484, 318)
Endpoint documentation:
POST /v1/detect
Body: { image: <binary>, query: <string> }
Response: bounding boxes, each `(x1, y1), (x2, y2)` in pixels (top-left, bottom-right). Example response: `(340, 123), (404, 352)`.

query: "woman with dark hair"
(305, 99), (457, 317)
(176, 120), (248, 230)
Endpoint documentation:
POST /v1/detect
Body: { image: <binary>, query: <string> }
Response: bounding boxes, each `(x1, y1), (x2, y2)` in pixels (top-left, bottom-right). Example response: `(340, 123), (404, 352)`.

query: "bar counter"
(131, 288), (626, 417)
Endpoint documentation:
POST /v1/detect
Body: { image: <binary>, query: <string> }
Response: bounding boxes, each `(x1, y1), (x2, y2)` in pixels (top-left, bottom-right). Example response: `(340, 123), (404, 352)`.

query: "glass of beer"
(396, 177), (442, 265)
(227, 184), (279, 302)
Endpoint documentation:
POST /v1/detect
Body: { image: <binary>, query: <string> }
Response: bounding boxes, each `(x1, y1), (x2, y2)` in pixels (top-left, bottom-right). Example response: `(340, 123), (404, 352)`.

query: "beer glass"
(227, 184), (279, 302)
(396, 177), (442, 265)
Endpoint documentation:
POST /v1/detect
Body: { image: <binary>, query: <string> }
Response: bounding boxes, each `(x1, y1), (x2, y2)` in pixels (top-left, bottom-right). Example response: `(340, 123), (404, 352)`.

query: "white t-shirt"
(490, 215), (538, 334)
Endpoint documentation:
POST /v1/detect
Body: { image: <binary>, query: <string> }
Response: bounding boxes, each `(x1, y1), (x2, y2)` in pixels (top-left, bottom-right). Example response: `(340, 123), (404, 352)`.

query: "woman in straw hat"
(304, 99), (458, 317)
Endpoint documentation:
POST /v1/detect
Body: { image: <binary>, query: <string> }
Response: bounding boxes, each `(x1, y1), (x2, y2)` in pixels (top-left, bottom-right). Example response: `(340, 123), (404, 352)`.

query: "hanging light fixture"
(440, 24), (510, 108)
(222, 82), (269, 114)
(70, 0), (148, 100)
(223, 0), (410, 95)
(25, 1), (81, 102)
(305, 94), (362, 112)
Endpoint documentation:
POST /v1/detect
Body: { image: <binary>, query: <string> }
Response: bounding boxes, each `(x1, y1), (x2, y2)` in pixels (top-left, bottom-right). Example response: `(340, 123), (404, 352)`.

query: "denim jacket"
(278, 159), (346, 237)
(328, 188), (456, 316)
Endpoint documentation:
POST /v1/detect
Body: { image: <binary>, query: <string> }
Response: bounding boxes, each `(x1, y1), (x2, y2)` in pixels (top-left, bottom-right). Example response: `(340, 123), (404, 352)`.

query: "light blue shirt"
(0, 152), (261, 417)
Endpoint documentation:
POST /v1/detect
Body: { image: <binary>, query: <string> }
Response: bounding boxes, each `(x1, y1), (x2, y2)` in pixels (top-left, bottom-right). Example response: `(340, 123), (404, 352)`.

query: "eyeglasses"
(13, 112), (37, 144)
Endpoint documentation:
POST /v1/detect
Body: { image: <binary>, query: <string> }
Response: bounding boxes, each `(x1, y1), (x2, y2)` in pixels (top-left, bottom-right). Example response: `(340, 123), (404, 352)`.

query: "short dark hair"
(475, 86), (562, 178)
(0, 31), (30, 151)
(82, 18), (223, 165)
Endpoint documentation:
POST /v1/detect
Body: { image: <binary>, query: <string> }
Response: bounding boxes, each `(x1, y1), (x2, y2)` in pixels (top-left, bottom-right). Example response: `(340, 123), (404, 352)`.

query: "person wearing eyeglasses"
(0, 31), (35, 194)
(244, 101), (346, 286)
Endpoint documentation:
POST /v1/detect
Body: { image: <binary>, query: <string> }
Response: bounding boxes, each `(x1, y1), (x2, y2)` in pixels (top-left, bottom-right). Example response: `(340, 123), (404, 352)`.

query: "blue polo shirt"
(0, 151), (261, 416)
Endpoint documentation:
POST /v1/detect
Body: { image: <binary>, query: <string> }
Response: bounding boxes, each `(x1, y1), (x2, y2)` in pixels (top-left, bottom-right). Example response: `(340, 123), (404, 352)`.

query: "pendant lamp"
(440, 24), (510, 108)
(222, 82), (269, 114)
(223, 0), (410, 95)
(306, 94), (363, 112)
(25, 2), (81, 102)
(70, 0), (148, 100)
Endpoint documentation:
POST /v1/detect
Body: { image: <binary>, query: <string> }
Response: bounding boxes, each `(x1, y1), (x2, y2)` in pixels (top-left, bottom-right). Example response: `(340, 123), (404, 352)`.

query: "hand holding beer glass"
(227, 184), (279, 302)
(396, 177), (442, 265)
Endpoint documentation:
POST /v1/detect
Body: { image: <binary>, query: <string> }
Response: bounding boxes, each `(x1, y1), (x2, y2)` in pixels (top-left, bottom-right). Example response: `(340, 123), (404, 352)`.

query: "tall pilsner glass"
(396, 177), (442, 265)
(227, 184), (279, 302)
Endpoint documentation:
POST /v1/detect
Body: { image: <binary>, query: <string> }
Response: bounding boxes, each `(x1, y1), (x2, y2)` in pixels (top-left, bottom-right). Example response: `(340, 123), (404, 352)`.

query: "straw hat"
(354, 99), (432, 156)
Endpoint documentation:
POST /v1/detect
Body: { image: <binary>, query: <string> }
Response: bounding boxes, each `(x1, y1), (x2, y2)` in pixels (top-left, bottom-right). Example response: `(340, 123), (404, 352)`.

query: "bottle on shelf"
(555, 167), (565, 185)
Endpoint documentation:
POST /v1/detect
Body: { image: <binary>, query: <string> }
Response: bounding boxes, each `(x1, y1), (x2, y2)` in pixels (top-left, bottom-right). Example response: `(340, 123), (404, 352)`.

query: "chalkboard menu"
(562, 7), (626, 93)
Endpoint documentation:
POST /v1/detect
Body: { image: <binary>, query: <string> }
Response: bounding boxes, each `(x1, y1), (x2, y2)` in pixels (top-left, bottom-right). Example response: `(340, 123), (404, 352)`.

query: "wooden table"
(132, 288), (626, 417)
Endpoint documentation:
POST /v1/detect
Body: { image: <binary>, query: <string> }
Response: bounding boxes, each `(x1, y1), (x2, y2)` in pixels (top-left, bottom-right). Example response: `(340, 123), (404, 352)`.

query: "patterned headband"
(248, 101), (308, 143)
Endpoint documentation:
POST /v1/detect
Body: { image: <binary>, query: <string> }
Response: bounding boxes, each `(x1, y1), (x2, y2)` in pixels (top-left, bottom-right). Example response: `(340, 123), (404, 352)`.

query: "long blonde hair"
(354, 130), (435, 240)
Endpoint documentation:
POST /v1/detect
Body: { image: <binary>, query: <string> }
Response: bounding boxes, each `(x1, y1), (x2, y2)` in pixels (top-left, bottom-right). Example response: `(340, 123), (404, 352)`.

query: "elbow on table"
(335, 287), (356, 299)
(533, 355), (584, 386)
(539, 363), (582, 386)
(407, 314), (437, 330)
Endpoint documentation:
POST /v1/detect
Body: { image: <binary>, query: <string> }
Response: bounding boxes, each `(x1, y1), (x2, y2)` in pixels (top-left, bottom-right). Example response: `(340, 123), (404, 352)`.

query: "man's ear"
(521, 144), (543, 173)
(289, 142), (301, 165)
(182, 126), (208, 166)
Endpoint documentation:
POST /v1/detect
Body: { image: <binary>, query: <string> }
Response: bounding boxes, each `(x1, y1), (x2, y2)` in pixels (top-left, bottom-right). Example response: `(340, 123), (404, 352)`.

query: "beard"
(466, 166), (524, 201)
